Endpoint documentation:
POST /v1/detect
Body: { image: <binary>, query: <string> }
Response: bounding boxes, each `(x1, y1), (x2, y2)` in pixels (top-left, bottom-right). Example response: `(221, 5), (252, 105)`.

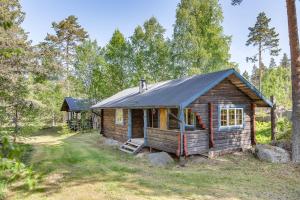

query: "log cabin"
(91, 69), (273, 156)
(60, 97), (99, 130)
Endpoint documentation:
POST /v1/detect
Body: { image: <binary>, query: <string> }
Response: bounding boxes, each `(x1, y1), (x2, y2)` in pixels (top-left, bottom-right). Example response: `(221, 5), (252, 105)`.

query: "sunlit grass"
(7, 127), (300, 200)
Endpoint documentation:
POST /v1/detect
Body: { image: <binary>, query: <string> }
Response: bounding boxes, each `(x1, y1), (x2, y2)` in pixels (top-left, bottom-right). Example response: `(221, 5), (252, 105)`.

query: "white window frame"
(219, 107), (244, 129)
(115, 109), (124, 125)
(184, 108), (195, 126)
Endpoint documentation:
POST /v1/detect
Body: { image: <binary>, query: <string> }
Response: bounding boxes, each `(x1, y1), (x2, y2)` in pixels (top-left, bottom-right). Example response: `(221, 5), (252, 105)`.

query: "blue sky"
(20, 0), (300, 73)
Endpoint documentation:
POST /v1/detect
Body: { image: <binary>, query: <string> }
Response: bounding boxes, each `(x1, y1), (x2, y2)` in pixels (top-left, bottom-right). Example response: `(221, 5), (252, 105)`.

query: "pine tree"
(242, 70), (250, 80)
(172, 0), (231, 77)
(0, 0), (37, 140)
(251, 65), (260, 87)
(280, 53), (291, 68)
(45, 15), (88, 96)
(246, 12), (280, 91)
(286, 0), (300, 162)
(269, 57), (277, 68)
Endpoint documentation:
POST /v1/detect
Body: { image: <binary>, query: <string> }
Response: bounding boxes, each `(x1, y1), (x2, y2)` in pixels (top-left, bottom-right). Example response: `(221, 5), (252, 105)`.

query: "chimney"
(139, 78), (147, 93)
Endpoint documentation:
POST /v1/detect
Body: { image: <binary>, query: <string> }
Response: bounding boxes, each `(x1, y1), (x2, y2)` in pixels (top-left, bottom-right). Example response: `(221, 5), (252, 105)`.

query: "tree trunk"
(13, 106), (18, 143)
(286, 0), (300, 163)
(258, 43), (262, 92)
(66, 40), (70, 97)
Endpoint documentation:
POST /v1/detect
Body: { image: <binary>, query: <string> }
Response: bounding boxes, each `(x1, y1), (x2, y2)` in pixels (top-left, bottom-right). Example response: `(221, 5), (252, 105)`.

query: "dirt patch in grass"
(7, 128), (300, 200)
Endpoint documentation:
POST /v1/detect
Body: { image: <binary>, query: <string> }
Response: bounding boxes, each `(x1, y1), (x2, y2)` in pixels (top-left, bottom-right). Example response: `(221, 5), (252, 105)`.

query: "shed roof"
(91, 69), (272, 109)
(61, 97), (93, 112)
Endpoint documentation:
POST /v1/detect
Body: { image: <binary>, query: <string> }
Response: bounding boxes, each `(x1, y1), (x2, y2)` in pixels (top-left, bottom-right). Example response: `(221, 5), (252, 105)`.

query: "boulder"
(255, 144), (290, 163)
(147, 152), (174, 167)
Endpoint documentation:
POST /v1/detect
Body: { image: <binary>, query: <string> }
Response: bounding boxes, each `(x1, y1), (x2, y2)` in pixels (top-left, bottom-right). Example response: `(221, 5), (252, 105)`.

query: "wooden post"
(100, 109), (104, 135)
(208, 103), (214, 148)
(184, 134), (188, 156)
(128, 109), (132, 139)
(179, 107), (185, 156)
(251, 103), (257, 145)
(143, 109), (148, 146)
(271, 96), (276, 141)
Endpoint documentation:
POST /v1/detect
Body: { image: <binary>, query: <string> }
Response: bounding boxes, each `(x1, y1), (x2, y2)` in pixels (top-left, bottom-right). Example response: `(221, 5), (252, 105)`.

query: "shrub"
(0, 136), (22, 159)
(0, 136), (37, 197)
(256, 121), (271, 144)
(255, 117), (292, 144)
(276, 117), (292, 141)
(58, 124), (71, 135)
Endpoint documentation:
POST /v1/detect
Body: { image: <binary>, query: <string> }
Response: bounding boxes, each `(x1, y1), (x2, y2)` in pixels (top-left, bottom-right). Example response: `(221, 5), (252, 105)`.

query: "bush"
(0, 136), (22, 159)
(0, 136), (37, 198)
(256, 117), (292, 144)
(276, 117), (292, 141)
(58, 124), (71, 135)
(256, 121), (271, 144)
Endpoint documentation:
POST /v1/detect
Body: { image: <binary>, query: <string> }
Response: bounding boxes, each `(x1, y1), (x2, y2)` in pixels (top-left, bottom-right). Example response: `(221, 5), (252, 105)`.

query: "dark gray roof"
(91, 69), (272, 109)
(61, 97), (93, 112)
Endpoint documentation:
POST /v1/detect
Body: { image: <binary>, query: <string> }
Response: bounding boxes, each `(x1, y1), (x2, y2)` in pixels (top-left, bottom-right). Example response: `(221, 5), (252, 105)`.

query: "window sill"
(218, 126), (244, 131)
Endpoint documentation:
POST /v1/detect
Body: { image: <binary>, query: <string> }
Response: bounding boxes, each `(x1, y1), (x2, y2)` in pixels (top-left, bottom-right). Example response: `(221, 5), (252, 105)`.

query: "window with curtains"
(220, 107), (244, 128)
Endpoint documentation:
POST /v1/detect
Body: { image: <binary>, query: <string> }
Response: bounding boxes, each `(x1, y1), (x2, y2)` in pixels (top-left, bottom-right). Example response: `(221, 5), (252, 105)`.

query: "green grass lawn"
(7, 127), (300, 200)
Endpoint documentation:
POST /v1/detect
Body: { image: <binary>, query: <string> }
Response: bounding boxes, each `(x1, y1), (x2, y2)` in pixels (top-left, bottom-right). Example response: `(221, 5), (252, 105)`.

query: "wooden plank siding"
(147, 128), (179, 154)
(102, 109), (128, 142)
(102, 109), (143, 142)
(188, 78), (253, 152)
(184, 130), (209, 155)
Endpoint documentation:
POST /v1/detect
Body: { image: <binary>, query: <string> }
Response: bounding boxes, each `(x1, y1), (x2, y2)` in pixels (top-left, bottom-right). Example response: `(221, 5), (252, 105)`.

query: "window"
(147, 109), (159, 128)
(219, 107), (244, 128)
(185, 109), (195, 126)
(115, 109), (123, 125)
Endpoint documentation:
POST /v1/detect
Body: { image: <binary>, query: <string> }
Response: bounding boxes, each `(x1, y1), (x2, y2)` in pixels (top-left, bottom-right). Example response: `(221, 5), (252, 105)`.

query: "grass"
(5, 127), (300, 200)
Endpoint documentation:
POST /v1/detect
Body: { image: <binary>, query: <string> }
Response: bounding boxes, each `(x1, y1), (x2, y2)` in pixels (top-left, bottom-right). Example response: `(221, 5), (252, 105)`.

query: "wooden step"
(120, 148), (134, 154)
(122, 144), (137, 151)
(119, 138), (144, 154)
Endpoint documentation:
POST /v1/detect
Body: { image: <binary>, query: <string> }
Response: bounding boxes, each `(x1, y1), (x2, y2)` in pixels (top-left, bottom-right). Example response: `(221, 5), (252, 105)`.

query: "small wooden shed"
(60, 97), (97, 130)
(91, 69), (272, 156)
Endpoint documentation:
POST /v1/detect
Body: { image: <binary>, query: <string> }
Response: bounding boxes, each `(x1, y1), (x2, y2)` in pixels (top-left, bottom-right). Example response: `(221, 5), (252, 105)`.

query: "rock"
(147, 152), (174, 167)
(103, 138), (121, 146)
(255, 144), (290, 163)
(271, 140), (292, 153)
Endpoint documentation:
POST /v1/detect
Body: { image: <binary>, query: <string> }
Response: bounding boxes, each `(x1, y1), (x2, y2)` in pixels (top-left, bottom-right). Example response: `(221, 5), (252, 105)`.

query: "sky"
(20, 0), (300, 74)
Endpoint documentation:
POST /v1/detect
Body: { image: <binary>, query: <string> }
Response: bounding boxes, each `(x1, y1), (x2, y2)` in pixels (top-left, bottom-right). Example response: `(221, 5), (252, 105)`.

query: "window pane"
(116, 109), (123, 124)
(185, 109), (195, 125)
(236, 109), (243, 125)
(220, 109), (227, 126)
(229, 109), (235, 125)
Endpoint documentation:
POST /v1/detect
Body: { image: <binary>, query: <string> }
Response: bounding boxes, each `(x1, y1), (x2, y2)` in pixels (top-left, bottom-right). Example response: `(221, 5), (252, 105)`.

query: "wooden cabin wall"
(102, 109), (128, 142)
(147, 128), (179, 154)
(102, 109), (144, 142)
(189, 78), (252, 151)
